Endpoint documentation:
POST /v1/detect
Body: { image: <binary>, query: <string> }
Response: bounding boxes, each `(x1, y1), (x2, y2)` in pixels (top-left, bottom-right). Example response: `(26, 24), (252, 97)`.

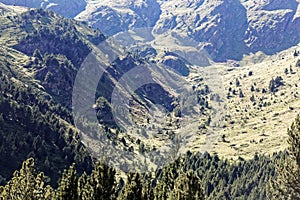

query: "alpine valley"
(0, 1), (300, 199)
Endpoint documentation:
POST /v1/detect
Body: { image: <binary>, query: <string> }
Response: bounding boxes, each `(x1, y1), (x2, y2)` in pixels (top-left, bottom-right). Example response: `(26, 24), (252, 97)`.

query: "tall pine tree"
(269, 115), (300, 199)
(169, 171), (205, 200)
(0, 158), (53, 199)
(88, 161), (116, 200)
(55, 164), (78, 200)
(118, 173), (143, 200)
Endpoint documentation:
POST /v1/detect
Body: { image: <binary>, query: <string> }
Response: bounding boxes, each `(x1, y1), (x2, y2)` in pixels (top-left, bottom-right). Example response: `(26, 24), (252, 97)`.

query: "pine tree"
(269, 115), (300, 199)
(235, 78), (240, 87)
(239, 90), (244, 98)
(142, 178), (154, 200)
(77, 172), (92, 200)
(118, 173), (143, 200)
(154, 159), (182, 200)
(269, 79), (275, 93)
(168, 171), (205, 200)
(285, 68), (289, 75)
(89, 161), (116, 200)
(0, 158), (53, 199)
(55, 164), (78, 200)
(250, 95), (255, 102)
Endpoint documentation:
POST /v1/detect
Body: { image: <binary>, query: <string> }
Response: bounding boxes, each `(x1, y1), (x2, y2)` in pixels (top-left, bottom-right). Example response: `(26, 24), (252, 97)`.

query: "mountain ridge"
(73, 0), (300, 62)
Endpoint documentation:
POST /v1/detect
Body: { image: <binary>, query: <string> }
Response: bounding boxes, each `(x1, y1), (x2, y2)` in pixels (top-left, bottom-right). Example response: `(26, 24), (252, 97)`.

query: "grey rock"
(5, 0), (300, 62)
(0, 0), (86, 18)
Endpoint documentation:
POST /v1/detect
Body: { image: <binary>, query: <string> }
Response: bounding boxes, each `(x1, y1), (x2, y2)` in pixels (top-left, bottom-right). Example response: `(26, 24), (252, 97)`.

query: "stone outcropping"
(76, 0), (300, 62)
(0, 0), (86, 18)
(75, 0), (161, 35)
(3, 0), (300, 61)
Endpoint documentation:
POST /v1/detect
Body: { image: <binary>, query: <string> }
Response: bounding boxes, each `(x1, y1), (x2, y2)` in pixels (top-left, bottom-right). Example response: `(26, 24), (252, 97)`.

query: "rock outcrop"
(0, 0), (86, 18)
(3, 0), (300, 61)
(75, 0), (161, 35)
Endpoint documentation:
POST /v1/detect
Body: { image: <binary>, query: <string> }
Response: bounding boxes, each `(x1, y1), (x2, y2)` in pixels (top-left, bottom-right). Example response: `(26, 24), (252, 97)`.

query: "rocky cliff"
(75, 0), (161, 35)
(3, 0), (300, 61)
(0, 0), (86, 18)
(76, 0), (300, 62)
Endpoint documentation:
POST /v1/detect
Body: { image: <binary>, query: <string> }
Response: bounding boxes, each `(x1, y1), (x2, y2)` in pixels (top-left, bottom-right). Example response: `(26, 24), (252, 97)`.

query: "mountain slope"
(75, 0), (161, 35)
(0, 4), (213, 179)
(3, 0), (300, 61)
(2, 0), (300, 173)
(215, 47), (300, 160)
(0, 6), (105, 185)
(73, 0), (300, 62)
(0, 0), (86, 18)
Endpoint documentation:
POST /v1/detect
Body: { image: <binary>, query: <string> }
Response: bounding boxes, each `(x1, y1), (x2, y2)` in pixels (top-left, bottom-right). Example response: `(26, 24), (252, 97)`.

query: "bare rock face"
(160, 53), (190, 76)
(243, 0), (300, 55)
(42, 0), (86, 18)
(77, 0), (300, 61)
(260, 0), (298, 10)
(81, 5), (124, 35)
(75, 0), (161, 35)
(154, 0), (300, 61)
(4, 0), (300, 61)
(0, 0), (86, 18)
(153, 0), (248, 61)
(129, 0), (161, 28)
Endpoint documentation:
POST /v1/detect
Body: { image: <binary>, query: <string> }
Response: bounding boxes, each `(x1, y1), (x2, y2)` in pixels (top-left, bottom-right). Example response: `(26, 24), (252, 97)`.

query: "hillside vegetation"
(1, 2), (300, 200)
